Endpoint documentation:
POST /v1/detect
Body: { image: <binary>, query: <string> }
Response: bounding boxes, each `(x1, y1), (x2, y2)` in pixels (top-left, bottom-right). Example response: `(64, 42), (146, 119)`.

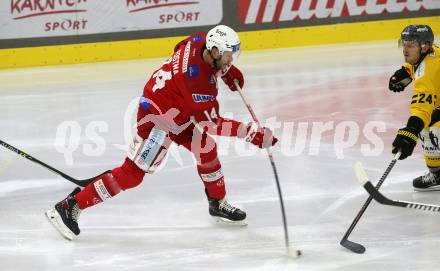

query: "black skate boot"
(45, 187), (82, 240)
(413, 171), (440, 191)
(208, 196), (247, 226)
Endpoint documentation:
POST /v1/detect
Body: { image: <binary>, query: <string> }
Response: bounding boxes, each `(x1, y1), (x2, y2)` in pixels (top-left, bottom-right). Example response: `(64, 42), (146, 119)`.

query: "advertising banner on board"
(0, 1), (438, 48)
(238, 0), (440, 25)
(0, 0), (223, 39)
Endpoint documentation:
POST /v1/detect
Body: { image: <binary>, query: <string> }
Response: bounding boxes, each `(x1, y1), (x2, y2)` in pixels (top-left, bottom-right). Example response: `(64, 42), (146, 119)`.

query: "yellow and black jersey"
(404, 45), (440, 127)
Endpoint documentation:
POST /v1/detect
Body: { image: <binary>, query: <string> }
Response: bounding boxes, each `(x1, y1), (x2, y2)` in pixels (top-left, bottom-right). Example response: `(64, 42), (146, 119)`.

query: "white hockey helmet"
(206, 25), (241, 61)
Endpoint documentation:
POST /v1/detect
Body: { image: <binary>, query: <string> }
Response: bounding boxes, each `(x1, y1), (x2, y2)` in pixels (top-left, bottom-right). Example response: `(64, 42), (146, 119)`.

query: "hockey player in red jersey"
(45, 25), (278, 240)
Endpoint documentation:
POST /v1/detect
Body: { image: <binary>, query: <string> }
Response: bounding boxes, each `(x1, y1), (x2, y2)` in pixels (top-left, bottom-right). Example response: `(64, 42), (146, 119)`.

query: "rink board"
(0, 16), (439, 69)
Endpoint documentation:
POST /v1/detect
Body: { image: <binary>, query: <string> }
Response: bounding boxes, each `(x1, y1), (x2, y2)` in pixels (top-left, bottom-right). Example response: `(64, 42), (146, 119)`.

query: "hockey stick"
(356, 162), (440, 212)
(234, 82), (301, 258)
(339, 152), (400, 254)
(0, 139), (109, 187)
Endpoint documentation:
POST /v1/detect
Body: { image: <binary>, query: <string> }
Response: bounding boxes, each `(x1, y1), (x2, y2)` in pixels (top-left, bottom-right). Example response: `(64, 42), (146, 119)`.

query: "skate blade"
(212, 216), (248, 227)
(45, 208), (76, 241)
(414, 186), (440, 192)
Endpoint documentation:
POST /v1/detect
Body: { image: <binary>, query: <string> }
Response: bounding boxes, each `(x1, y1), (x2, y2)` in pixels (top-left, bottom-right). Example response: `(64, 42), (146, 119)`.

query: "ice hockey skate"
(413, 171), (440, 191)
(208, 197), (247, 226)
(45, 187), (82, 240)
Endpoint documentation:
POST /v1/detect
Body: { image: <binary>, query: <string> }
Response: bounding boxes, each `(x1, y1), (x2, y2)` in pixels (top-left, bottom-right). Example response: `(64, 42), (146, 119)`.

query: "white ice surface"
(1, 41), (439, 271)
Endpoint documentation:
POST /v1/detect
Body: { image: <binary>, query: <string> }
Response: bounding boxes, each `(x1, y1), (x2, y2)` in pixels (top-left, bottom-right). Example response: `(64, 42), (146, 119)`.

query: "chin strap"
(208, 49), (222, 70)
(212, 59), (219, 70)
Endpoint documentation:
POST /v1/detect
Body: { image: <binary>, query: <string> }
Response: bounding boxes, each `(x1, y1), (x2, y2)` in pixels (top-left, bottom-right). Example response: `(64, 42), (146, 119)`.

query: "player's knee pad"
(195, 137), (218, 165)
(421, 123), (440, 167)
(112, 158), (146, 191)
(127, 129), (170, 173)
(198, 157), (225, 199)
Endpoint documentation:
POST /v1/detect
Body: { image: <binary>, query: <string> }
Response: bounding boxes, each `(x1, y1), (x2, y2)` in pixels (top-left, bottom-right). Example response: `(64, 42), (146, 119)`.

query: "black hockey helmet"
(400, 25), (434, 48)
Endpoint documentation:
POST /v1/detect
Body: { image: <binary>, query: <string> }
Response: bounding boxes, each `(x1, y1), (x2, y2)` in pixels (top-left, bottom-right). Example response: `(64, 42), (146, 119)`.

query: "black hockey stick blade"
(0, 139), (107, 187)
(340, 239), (366, 254)
(355, 162), (440, 212)
(340, 154), (399, 254)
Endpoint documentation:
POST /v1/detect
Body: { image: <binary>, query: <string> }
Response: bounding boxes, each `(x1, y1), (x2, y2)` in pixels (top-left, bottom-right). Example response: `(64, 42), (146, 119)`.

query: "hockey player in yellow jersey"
(389, 24), (440, 191)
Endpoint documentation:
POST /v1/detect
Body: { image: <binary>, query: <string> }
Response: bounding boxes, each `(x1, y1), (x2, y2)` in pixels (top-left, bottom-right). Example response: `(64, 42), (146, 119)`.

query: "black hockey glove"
(389, 67), (412, 92)
(392, 127), (418, 159)
(392, 116), (424, 160)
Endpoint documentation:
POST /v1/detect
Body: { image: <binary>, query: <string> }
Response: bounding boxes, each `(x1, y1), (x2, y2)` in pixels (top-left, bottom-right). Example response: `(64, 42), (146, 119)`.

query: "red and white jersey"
(141, 33), (220, 127)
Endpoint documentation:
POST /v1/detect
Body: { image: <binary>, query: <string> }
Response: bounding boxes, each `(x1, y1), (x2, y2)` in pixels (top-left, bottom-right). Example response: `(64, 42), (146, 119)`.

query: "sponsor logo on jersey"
(192, 94), (214, 103)
(182, 41), (191, 73)
(191, 35), (203, 42)
(188, 64), (199, 79)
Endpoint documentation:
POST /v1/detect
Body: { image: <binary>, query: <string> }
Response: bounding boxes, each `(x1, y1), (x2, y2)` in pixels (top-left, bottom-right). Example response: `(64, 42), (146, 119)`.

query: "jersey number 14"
(152, 69), (172, 93)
